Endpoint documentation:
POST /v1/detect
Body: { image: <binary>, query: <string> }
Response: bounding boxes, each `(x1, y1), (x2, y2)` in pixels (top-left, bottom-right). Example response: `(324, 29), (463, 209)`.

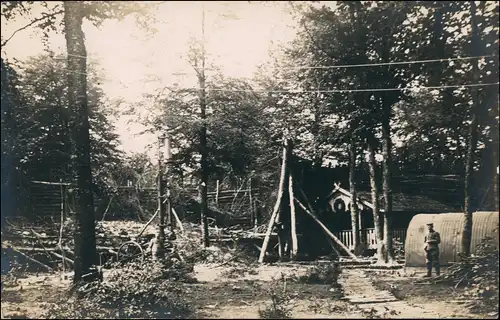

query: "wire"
(52, 52), (497, 71)
(181, 82), (499, 94)
(277, 55), (497, 70)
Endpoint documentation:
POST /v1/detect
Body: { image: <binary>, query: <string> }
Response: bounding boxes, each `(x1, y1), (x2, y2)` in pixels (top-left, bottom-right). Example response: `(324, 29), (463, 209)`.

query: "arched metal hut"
(405, 211), (499, 267)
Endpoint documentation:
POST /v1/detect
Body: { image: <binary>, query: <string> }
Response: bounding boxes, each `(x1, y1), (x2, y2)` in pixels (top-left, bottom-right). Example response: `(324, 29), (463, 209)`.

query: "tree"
(63, 1), (98, 282)
(2, 0), (160, 282)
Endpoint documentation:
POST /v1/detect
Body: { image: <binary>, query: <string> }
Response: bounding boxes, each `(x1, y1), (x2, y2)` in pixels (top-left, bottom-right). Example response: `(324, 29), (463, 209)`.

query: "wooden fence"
(26, 181), (260, 223)
(335, 228), (407, 251)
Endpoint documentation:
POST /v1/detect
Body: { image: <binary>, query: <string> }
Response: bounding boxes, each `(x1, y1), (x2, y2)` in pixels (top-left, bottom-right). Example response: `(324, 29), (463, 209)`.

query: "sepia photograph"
(1, 1), (499, 319)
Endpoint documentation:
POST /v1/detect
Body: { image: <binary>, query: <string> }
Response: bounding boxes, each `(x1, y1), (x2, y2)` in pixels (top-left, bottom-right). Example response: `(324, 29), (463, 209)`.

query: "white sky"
(1, 1), (305, 156)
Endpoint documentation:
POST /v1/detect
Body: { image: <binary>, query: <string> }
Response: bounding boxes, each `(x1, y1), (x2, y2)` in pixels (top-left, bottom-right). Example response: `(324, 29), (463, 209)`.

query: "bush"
(43, 260), (196, 319)
(439, 235), (499, 314)
(258, 276), (293, 319)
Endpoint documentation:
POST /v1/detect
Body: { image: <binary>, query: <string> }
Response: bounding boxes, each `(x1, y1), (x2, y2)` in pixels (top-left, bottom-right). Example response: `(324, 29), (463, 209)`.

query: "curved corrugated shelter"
(405, 211), (499, 267)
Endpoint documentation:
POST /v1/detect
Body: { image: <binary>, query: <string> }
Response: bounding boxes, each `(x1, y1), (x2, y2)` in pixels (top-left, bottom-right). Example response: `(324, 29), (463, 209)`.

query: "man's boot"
(425, 262), (432, 277)
(435, 264), (440, 276)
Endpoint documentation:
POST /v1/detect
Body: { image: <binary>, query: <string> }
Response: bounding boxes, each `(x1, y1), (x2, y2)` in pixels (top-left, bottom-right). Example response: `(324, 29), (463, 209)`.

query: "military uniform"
(424, 223), (441, 276)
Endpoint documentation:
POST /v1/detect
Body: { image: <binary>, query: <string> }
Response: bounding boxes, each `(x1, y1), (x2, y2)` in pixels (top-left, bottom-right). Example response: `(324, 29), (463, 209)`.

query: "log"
(294, 197), (358, 260)
(9, 246), (54, 272)
(288, 174), (298, 259)
(258, 140), (288, 263)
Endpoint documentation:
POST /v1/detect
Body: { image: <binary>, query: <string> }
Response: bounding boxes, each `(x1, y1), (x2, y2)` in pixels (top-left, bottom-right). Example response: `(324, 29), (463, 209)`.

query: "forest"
(1, 1), (499, 319)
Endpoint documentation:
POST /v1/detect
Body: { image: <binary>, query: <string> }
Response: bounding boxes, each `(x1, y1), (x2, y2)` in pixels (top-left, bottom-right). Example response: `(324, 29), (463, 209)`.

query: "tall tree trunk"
(1, 59), (15, 222)
(64, 1), (98, 283)
(199, 3), (209, 248)
(462, 0), (481, 258)
(492, 99), (499, 211)
(349, 133), (360, 255)
(367, 136), (384, 263)
(381, 114), (395, 263)
(154, 135), (166, 259)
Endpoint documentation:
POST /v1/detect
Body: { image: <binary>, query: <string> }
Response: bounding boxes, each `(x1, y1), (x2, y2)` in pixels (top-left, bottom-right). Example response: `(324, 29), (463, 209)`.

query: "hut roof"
(327, 186), (458, 213)
(356, 191), (458, 213)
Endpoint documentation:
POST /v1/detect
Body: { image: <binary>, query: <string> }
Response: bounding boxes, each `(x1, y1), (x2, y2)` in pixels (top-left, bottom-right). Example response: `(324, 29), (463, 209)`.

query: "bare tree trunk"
(154, 135), (166, 259)
(349, 134), (360, 255)
(64, 1), (98, 283)
(199, 3), (209, 248)
(367, 137), (385, 263)
(165, 128), (175, 233)
(381, 115), (395, 263)
(462, 0), (480, 258)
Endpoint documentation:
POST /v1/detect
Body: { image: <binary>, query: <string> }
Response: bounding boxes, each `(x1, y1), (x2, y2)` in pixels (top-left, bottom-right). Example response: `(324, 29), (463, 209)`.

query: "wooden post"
(258, 138), (289, 263)
(288, 174), (298, 260)
(215, 179), (220, 206)
(294, 197), (358, 260)
(249, 178), (255, 228)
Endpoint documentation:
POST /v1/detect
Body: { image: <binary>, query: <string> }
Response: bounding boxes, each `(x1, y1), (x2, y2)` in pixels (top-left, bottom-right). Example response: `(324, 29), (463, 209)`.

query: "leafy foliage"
(1, 56), (124, 217)
(43, 260), (195, 319)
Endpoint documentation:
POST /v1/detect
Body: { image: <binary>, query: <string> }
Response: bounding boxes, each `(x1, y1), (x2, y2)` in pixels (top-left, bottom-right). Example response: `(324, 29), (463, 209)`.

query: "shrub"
(43, 260), (196, 319)
(258, 275), (293, 319)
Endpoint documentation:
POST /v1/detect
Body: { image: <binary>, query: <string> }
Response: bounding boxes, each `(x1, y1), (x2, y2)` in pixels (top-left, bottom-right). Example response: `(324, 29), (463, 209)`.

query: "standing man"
(424, 222), (441, 277)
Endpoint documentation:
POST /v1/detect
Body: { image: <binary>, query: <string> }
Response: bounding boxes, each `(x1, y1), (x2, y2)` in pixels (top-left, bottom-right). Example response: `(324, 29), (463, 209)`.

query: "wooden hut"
(404, 211), (499, 267)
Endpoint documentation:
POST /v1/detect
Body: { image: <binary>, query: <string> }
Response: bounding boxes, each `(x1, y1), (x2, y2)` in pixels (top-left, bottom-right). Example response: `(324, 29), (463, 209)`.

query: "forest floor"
(2, 263), (496, 319)
(2, 220), (497, 319)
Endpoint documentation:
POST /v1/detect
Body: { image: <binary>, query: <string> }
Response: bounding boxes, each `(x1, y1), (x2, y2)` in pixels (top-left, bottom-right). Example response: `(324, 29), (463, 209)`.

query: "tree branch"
(287, 1), (335, 60)
(1, 9), (64, 48)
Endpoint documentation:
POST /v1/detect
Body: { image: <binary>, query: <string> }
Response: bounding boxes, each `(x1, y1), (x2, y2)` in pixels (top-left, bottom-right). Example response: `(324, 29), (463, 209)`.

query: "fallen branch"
(9, 246), (54, 272)
(29, 229), (53, 261)
(294, 197), (358, 260)
(136, 197), (169, 239)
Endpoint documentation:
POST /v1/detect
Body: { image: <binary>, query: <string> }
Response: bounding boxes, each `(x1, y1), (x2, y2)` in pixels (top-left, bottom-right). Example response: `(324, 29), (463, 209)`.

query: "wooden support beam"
(294, 197), (358, 260)
(172, 207), (185, 234)
(288, 174), (298, 260)
(258, 139), (289, 263)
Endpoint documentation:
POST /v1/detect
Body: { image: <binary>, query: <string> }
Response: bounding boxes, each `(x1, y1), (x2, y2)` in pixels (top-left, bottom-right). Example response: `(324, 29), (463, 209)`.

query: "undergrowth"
(43, 259), (196, 319)
(258, 274), (293, 319)
(443, 236), (499, 314)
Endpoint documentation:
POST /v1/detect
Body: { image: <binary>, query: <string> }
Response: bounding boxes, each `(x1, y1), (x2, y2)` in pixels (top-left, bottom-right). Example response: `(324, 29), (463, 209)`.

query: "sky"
(1, 1), (304, 156)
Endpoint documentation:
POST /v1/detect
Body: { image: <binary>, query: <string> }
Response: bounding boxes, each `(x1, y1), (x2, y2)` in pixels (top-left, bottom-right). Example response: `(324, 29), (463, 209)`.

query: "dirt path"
(190, 263), (357, 319)
(339, 268), (485, 319)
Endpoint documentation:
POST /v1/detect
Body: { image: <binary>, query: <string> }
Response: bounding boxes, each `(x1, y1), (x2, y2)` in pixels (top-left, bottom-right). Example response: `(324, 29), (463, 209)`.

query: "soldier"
(424, 222), (441, 277)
